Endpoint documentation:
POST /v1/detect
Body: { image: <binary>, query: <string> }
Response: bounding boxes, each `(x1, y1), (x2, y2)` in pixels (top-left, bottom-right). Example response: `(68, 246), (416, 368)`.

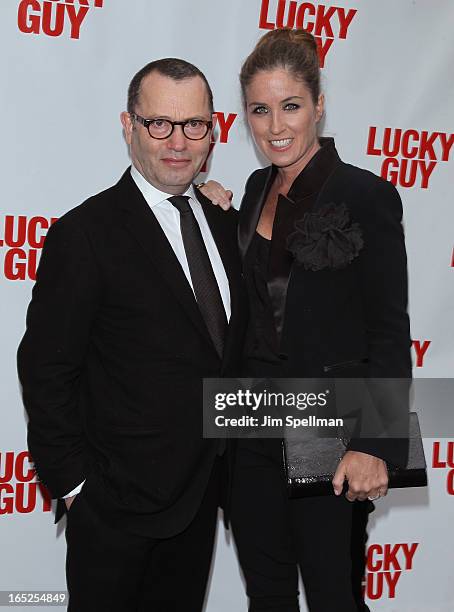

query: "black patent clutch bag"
(283, 412), (427, 498)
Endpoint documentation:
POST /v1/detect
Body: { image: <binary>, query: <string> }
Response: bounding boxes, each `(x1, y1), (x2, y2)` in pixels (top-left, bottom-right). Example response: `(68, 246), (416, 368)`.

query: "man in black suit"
(17, 58), (245, 612)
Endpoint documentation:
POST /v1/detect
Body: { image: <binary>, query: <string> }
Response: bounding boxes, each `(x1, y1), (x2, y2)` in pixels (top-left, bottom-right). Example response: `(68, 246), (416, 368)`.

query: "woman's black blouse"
(243, 232), (284, 376)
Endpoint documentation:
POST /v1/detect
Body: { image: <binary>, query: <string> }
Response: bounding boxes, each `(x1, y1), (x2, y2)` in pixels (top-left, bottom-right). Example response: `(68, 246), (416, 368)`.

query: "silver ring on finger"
(367, 493), (380, 501)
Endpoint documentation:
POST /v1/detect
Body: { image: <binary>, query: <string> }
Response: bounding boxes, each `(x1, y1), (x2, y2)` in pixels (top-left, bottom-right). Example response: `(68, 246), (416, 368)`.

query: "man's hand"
(199, 181), (233, 210)
(64, 495), (77, 511)
(332, 450), (388, 502)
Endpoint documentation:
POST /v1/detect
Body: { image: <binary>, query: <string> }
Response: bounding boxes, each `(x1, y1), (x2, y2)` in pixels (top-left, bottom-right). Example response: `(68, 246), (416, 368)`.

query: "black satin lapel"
(266, 195), (296, 343)
(267, 194), (314, 344)
(118, 188), (214, 350)
(238, 166), (276, 260)
(238, 140), (341, 348)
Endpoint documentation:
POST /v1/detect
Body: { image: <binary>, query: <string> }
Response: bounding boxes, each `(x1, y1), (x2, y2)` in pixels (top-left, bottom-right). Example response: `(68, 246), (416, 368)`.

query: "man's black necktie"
(168, 196), (227, 358)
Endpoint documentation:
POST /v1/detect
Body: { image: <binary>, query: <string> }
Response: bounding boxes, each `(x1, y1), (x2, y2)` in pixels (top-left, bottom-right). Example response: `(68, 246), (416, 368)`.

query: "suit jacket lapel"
(239, 139), (342, 348)
(268, 141), (342, 347)
(238, 165), (276, 260)
(114, 171), (214, 350)
(267, 193), (314, 343)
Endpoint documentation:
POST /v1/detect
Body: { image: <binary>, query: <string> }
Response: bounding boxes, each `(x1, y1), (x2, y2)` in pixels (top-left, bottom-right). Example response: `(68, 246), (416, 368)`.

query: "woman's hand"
(199, 181), (233, 210)
(332, 450), (389, 502)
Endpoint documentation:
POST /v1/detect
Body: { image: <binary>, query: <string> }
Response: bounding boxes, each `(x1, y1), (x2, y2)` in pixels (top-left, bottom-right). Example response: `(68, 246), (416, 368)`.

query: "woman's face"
(245, 68), (324, 174)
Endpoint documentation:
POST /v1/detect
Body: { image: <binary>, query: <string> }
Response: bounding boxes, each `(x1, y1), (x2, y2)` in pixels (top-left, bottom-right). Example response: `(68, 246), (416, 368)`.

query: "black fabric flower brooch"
(286, 202), (364, 271)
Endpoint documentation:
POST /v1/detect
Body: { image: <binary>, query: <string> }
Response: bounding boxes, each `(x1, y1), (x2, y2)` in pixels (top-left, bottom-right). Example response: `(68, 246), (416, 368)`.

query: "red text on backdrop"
(362, 543), (419, 601)
(17, 0), (104, 40)
(0, 451), (52, 515)
(258, 0), (358, 67)
(367, 127), (454, 189)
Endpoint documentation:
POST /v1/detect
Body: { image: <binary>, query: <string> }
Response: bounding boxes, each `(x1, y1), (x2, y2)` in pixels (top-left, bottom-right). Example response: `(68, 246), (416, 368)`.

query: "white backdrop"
(1, 0), (453, 610)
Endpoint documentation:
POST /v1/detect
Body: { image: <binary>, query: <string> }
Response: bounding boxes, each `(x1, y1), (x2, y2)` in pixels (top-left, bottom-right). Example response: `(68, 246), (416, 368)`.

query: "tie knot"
(168, 195), (191, 214)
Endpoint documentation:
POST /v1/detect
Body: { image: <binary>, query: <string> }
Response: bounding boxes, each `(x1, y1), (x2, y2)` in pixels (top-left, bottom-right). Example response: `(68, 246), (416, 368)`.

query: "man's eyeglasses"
(131, 113), (212, 140)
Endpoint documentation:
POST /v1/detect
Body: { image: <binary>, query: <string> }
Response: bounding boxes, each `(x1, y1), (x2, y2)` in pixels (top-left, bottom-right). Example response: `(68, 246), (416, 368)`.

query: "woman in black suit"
(202, 28), (411, 611)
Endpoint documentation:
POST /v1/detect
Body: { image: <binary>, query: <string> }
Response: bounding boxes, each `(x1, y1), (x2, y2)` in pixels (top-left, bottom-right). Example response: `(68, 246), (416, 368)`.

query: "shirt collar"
(285, 137), (341, 202)
(130, 164), (196, 209)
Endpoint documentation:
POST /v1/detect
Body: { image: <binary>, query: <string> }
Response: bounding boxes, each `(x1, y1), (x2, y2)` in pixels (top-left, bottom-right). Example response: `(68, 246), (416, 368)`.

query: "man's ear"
(120, 111), (133, 145)
(209, 112), (218, 144)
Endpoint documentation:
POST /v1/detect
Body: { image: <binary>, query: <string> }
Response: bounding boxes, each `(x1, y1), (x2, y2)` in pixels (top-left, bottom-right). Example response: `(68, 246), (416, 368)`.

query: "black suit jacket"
(238, 139), (411, 467)
(17, 169), (246, 537)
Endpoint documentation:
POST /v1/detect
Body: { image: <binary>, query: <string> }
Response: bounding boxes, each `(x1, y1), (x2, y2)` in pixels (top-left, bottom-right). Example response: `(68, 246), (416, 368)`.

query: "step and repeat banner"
(1, 1), (453, 610)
